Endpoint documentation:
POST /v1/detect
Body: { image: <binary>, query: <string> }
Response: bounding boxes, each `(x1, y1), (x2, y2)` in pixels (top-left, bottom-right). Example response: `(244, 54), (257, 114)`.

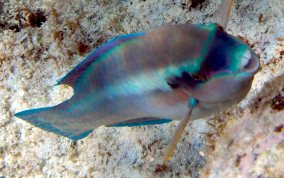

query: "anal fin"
(107, 117), (172, 127)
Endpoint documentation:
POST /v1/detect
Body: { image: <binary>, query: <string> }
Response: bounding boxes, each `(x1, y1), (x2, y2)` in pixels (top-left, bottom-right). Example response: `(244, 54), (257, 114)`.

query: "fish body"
(15, 23), (259, 140)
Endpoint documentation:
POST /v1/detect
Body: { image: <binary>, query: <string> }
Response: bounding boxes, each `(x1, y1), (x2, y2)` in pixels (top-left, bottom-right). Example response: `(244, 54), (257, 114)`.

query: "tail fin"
(14, 107), (93, 140)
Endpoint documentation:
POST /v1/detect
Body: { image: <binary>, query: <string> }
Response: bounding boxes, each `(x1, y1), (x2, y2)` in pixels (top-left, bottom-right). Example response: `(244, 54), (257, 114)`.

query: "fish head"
(167, 28), (260, 108)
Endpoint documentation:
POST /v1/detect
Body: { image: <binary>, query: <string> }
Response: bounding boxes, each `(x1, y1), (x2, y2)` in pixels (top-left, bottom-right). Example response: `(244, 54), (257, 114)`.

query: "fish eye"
(190, 73), (206, 81)
(181, 71), (191, 80)
(166, 71), (206, 90)
(182, 71), (206, 82)
(167, 77), (180, 89)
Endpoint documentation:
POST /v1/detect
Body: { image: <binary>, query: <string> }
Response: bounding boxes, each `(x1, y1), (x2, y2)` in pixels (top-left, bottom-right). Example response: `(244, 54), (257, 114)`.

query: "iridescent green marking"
(229, 44), (248, 71)
(181, 23), (218, 74)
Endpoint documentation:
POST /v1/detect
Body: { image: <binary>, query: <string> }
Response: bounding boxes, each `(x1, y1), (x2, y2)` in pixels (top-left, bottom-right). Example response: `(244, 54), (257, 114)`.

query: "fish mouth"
(240, 49), (260, 74)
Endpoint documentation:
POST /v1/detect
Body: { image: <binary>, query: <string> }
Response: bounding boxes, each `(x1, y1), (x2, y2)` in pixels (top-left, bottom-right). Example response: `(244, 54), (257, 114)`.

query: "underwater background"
(0, 0), (283, 177)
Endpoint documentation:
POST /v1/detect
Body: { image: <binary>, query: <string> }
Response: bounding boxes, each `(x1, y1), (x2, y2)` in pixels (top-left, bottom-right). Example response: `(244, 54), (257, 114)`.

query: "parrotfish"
(15, 0), (260, 162)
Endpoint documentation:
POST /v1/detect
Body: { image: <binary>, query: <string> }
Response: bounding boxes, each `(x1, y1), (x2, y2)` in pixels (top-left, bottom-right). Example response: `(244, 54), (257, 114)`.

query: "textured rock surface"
(202, 72), (284, 178)
(0, 0), (283, 177)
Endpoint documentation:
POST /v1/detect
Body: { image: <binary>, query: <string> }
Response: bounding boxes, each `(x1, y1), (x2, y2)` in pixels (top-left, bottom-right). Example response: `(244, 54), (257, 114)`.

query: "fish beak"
(241, 50), (260, 74)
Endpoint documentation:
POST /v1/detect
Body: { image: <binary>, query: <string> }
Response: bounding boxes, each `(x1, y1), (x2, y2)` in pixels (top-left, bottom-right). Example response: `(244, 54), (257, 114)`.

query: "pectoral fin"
(163, 98), (198, 162)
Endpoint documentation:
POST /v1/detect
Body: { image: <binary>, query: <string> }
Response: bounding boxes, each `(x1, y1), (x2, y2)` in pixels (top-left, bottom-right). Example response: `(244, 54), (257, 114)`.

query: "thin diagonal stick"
(217, 0), (234, 29)
(163, 103), (196, 162)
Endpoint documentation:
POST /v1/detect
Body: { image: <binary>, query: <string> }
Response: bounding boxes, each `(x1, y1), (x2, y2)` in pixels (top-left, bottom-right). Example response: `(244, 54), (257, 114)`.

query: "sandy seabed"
(0, 0), (283, 177)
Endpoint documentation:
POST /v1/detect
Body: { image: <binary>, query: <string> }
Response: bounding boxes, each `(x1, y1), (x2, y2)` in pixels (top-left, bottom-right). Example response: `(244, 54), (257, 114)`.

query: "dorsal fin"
(56, 32), (145, 87)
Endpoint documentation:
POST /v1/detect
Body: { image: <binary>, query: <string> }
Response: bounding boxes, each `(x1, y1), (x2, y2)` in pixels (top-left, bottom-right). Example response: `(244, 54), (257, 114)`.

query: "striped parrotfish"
(15, 0), (260, 162)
